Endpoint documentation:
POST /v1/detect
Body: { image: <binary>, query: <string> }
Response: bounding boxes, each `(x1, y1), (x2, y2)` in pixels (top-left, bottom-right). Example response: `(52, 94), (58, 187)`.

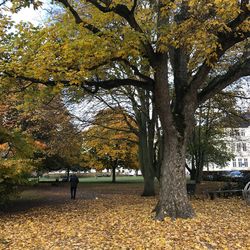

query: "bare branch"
(109, 92), (139, 135)
(218, 92), (250, 100)
(0, 0), (8, 7)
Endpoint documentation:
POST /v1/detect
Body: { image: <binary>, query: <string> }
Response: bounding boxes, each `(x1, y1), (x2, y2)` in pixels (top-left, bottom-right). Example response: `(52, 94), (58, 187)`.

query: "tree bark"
(135, 89), (156, 196)
(112, 161), (116, 183)
(142, 173), (155, 196)
(154, 136), (195, 219)
(138, 125), (156, 196)
(153, 54), (195, 220)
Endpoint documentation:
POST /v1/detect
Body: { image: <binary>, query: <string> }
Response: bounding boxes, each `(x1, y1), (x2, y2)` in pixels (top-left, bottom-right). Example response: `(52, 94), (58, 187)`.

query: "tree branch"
(83, 78), (153, 91)
(86, 0), (156, 64)
(0, 0), (8, 7)
(189, 3), (250, 92)
(131, 0), (138, 14)
(3, 71), (153, 91)
(56, 0), (100, 33)
(85, 56), (154, 84)
(109, 92), (139, 136)
(121, 59), (154, 83)
(198, 58), (250, 105)
(217, 92), (250, 100)
(217, 0), (250, 54)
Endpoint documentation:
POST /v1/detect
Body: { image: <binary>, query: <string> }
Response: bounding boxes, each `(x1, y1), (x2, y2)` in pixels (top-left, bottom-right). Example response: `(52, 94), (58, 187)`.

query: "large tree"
(1, 0), (249, 219)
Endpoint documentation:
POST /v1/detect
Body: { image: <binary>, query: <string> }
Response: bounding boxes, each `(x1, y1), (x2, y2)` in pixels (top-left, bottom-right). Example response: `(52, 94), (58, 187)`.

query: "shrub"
(0, 159), (34, 206)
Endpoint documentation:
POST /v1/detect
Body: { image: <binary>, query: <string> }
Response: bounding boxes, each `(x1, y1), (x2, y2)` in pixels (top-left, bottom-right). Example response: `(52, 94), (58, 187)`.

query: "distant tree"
(23, 94), (82, 178)
(187, 90), (247, 182)
(82, 108), (139, 182)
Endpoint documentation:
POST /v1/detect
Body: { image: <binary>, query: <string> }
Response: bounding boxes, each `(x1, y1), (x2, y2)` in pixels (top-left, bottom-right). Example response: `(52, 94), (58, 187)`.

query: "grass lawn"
(36, 175), (144, 183)
(79, 175), (144, 183)
(0, 182), (249, 249)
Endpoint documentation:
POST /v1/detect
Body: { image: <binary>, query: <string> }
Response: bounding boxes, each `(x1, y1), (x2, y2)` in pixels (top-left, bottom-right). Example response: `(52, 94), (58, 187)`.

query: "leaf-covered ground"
(0, 183), (249, 250)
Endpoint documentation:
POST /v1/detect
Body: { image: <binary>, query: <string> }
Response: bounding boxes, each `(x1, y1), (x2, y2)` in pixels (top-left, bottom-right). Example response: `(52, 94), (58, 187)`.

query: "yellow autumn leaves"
(0, 185), (249, 249)
(82, 109), (139, 170)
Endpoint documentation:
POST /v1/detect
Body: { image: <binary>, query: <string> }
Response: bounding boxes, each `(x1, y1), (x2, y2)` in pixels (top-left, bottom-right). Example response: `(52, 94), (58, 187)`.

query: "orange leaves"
(33, 140), (47, 150)
(0, 143), (9, 151)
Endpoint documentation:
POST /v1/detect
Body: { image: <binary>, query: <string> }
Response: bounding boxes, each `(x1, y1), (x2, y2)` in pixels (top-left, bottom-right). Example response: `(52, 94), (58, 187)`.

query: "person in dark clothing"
(70, 174), (79, 199)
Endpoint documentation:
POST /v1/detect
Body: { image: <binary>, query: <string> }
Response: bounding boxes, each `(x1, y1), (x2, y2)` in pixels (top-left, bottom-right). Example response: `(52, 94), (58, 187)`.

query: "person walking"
(70, 174), (79, 199)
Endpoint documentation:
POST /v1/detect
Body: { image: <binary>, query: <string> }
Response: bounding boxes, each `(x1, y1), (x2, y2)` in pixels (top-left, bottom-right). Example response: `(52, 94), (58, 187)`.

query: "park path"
(1, 182), (145, 214)
(1, 181), (226, 215)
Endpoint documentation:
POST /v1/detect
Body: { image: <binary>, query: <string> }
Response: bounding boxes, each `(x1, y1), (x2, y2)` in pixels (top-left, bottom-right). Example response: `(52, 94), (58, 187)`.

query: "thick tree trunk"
(142, 174), (155, 196)
(154, 135), (195, 220)
(153, 54), (195, 220)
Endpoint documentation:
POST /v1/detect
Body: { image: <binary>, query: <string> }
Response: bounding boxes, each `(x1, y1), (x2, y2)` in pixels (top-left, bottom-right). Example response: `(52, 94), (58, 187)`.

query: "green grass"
(79, 176), (144, 183)
(31, 175), (144, 184)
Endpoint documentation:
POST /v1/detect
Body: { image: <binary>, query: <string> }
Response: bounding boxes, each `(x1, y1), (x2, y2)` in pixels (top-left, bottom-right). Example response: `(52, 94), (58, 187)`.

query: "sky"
(5, 1), (54, 25)
(11, 7), (46, 25)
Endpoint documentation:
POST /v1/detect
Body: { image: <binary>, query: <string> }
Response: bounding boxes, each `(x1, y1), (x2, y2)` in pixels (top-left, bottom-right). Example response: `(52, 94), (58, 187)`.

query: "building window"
(231, 143), (235, 152)
(244, 158), (248, 168)
(230, 129), (240, 136)
(237, 143), (241, 152)
(242, 143), (247, 151)
(233, 159), (236, 168)
(238, 158), (242, 168)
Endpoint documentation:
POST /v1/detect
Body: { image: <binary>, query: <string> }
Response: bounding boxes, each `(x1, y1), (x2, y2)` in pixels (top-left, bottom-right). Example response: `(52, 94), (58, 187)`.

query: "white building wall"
(208, 125), (250, 171)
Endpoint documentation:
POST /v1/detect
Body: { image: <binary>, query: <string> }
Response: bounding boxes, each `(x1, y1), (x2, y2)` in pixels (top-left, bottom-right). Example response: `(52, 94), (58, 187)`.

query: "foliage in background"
(187, 90), (247, 182)
(82, 108), (139, 171)
(21, 94), (83, 172)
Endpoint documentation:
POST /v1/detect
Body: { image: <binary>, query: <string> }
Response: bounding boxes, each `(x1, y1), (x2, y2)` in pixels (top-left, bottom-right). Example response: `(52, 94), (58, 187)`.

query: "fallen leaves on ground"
(0, 191), (249, 249)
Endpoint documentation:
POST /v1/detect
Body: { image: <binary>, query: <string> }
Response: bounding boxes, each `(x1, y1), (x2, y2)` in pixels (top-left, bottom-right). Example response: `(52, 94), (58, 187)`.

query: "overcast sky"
(6, 1), (53, 25)
(11, 8), (45, 25)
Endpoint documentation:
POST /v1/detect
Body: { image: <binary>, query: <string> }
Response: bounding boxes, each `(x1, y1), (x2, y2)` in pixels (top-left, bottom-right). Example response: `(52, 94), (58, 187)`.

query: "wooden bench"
(205, 189), (242, 200)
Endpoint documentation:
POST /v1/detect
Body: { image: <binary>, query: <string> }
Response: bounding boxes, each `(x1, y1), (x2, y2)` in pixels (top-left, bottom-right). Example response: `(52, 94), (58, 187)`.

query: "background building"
(208, 112), (250, 171)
